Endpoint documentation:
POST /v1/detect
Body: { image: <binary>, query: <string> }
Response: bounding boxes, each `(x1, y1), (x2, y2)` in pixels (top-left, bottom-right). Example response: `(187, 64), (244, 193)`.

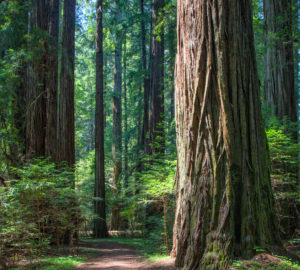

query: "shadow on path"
(76, 241), (175, 270)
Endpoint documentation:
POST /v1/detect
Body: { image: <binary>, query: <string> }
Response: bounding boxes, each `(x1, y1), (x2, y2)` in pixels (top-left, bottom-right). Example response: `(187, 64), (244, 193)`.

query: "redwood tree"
(140, 0), (150, 152)
(263, 0), (298, 238)
(263, 0), (297, 125)
(94, 0), (108, 238)
(111, 1), (123, 230)
(149, 0), (165, 154)
(26, 0), (59, 160)
(45, 0), (60, 160)
(59, 0), (76, 167)
(172, 1), (280, 268)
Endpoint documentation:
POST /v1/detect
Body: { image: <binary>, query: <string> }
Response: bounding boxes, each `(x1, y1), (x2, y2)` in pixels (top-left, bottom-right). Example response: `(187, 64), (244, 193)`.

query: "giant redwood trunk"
(59, 0), (76, 167)
(26, 0), (59, 159)
(264, 0), (297, 125)
(94, 0), (108, 238)
(111, 3), (123, 230)
(149, 0), (165, 154)
(172, 1), (280, 269)
(26, 0), (47, 158)
(45, 0), (59, 160)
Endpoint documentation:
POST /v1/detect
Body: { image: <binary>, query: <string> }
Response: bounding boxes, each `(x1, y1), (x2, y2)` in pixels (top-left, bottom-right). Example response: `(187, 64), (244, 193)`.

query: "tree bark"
(123, 32), (129, 189)
(263, 0), (297, 126)
(26, 0), (59, 160)
(26, 0), (48, 158)
(172, 1), (280, 269)
(149, 0), (164, 154)
(94, 0), (108, 238)
(45, 0), (60, 160)
(111, 2), (123, 230)
(59, 0), (76, 168)
(140, 0), (150, 153)
(12, 1), (28, 158)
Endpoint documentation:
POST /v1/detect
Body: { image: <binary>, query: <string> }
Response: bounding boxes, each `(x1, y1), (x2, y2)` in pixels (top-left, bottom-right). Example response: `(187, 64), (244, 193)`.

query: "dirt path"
(76, 241), (175, 270)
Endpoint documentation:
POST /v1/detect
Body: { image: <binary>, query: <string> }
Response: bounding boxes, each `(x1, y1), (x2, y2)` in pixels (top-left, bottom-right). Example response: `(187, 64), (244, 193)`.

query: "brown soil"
(76, 241), (175, 270)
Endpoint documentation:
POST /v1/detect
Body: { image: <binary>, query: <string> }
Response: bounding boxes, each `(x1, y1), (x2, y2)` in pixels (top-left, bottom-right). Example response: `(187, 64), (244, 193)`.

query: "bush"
(266, 123), (300, 239)
(0, 159), (84, 268)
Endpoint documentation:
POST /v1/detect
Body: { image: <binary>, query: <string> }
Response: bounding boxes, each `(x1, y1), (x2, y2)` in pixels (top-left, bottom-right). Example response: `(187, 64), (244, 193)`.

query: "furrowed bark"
(45, 0), (59, 160)
(172, 1), (280, 269)
(59, 0), (76, 168)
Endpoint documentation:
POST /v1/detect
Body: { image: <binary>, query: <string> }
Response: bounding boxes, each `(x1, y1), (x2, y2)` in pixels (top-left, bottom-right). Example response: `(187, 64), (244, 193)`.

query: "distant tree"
(111, 0), (123, 230)
(264, 0), (299, 238)
(141, 0), (150, 153)
(263, 0), (297, 130)
(94, 0), (108, 238)
(172, 0), (280, 268)
(149, 0), (164, 154)
(123, 33), (129, 188)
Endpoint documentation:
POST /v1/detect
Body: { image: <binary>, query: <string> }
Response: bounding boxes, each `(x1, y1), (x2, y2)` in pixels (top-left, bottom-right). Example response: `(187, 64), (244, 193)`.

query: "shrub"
(0, 158), (84, 268)
(266, 124), (300, 239)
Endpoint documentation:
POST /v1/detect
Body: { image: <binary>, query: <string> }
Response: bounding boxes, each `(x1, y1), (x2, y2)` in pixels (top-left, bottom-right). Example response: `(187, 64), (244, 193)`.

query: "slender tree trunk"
(94, 0), (108, 238)
(172, 1), (280, 269)
(14, 63), (26, 156)
(90, 106), (94, 151)
(111, 3), (123, 230)
(59, 0), (76, 168)
(140, 0), (150, 153)
(123, 33), (129, 189)
(263, 0), (297, 127)
(167, 20), (176, 146)
(149, 0), (164, 154)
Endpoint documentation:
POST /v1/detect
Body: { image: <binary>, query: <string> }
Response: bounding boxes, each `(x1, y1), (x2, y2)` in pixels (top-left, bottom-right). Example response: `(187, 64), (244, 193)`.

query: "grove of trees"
(0, 0), (298, 269)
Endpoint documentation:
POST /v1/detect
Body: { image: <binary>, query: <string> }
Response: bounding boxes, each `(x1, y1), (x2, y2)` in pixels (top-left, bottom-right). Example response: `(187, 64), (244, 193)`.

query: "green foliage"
(75, 151), (97, 234)
(232, 255), (300, 270)
(266, 120), (300, 238)
(138, 153), (175, 200)
(0, 159), (85, 268)
(10, 255), (87, 270)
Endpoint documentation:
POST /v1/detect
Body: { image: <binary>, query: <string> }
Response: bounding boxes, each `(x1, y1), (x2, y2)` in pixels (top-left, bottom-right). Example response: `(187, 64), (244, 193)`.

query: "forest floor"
(9, 239), (300, 269)
(75, 240), (175, 270)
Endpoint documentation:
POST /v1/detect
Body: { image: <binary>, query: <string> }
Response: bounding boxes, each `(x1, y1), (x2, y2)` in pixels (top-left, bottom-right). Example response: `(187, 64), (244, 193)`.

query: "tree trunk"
(26, 0), (59, 160)
(59, 0), (76, 168)
(149, 0), (164, 154)
(111, 3), (123, 230)
(263, 0), (297, 127)
(123, 32), (129, 189)
(140, 0), (150, 153)
(26, 0), (48, 158)
(172, 1), (280, 269)
(45, 0), (60, 160)
(94, 0), (108, 238)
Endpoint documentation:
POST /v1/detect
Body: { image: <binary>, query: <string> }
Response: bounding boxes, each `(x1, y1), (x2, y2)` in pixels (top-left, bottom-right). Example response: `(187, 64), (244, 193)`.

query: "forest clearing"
(0, 0), (299, 269)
